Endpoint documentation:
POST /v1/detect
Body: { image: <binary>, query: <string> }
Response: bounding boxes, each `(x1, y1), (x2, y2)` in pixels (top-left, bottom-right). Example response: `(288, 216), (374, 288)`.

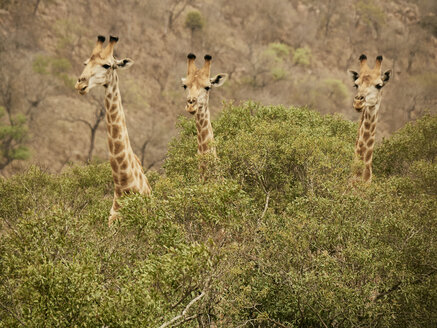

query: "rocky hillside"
(0, 0), (436, 175)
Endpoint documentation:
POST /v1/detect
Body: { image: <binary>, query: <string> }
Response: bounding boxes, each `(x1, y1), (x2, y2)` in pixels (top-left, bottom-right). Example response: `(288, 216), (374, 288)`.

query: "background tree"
(185, 10), (204, 48)
(0, 106), (30, 172)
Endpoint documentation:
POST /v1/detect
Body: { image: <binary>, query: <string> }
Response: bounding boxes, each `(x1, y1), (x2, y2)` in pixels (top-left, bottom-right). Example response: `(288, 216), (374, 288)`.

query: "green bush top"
(1, 103), (436, 327)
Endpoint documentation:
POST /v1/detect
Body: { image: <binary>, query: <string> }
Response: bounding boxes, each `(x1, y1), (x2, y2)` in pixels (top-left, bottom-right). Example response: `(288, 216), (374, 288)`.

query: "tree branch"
(0, 299), (26, 327)
(159, 291), (205, 328)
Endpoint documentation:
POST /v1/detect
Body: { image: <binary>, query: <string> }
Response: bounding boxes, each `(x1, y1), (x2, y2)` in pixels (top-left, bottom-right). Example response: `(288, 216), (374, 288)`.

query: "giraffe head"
(75, 35), (134, 95)
(348, 54), (392, 112)
(181, 53), (228, 114)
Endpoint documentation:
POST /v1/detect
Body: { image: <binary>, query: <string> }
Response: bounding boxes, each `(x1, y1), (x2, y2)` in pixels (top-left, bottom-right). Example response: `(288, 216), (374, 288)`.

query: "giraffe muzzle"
(186, 104), (197, 115)
(78, 85), (88, 95)
(353, 96), (365, 112)
(75, 81), (89, 95)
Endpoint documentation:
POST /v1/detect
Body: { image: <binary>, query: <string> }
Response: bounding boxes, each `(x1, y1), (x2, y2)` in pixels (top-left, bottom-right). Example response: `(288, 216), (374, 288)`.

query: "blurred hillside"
(0, 0), (436, 175)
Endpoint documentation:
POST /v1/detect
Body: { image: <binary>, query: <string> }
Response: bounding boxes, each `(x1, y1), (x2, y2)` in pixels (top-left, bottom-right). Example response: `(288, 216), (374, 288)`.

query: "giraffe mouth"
(353, 101), (364, 112)
(186, 105), (197, 115)
(79, 86), (88, 95)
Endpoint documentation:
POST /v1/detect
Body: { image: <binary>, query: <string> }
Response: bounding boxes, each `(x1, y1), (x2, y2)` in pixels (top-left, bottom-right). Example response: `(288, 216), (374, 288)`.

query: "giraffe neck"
(104, 70), (150, 194)
(355, 102), (380, 182)
(195, 101), (216, 156)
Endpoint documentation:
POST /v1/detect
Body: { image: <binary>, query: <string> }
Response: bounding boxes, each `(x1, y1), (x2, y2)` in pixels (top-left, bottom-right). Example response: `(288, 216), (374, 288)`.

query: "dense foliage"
(1, 103), (436, 327)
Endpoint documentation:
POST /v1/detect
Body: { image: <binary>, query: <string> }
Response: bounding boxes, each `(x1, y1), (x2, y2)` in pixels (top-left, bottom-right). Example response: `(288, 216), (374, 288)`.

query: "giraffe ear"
(382, 69), (392, 83)
(115, 58), (134, 69)
(210, 73), (228, 87)
(348, 70), (359, 82)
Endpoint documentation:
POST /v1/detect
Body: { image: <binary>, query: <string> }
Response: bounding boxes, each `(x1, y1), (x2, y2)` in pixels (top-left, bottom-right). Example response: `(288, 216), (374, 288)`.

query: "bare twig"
(0, 299), (26, 327)
(307, 304), (328, 328)
(266, 317), (291, 328)
(259, 191), (270, 223)
(159, 291), (205, 328)
(374, 269), (437, 301)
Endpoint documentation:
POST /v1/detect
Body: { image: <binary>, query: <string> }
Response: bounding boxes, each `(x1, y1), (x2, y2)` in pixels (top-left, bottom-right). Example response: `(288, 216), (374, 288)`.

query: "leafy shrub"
(265, 42), (291, 59)
(32, 55), (74, 88)
(185, 10), (204, 32)
(356, 0), (386, 32)
(1, 104), (436, 327)
(293, 47), (312, 67)
(0, 107), (30, 170)
(374, 113), (437, 177)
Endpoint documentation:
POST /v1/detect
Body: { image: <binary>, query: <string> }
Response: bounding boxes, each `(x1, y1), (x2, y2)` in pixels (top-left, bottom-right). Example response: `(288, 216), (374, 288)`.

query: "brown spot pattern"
(119, 173), (132, 185)
(363, 131), (370, 140)
(365, 149), (373, 162)
(108, 139), (114, 152)
(112, 125), (120, 138)
(116, 154), (124, 164)
(114, 141), (123, 154)
(110, 158), (118, 171)
(364, 167), (371, 181)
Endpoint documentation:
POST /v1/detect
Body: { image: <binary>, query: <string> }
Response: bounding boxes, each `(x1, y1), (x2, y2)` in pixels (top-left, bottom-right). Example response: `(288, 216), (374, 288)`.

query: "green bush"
(0, 107), (30, 170)
(293, 47), (312, 67)
(32, 55), (74, 88)
(185, 10), (204, 32)
(374, 113), (437, 177)
(356, 0), (386, 32)
(1, 104), (436, 327)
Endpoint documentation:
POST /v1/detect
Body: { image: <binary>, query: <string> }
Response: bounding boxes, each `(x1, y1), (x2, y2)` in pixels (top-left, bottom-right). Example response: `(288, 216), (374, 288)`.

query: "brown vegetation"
(0, 0), (436, 175)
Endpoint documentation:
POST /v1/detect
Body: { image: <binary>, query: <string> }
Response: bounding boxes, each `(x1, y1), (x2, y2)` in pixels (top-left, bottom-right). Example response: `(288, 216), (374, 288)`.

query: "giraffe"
(181, 53), (228, 179)
(75, 35), (151, 226)
(349, 54), (392, 183)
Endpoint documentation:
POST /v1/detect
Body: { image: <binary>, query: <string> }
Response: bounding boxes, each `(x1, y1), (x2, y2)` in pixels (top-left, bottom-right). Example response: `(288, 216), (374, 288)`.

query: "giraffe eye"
(183, 85), (187, 89)
(102, 64), (111, 69)
(354, 84), (358, 89)
(205, 86), (211, 91)
(375, 84), (383, 89)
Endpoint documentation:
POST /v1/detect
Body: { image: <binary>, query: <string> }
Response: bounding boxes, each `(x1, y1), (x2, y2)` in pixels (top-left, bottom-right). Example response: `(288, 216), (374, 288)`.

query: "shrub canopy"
(1, 103), (436, 327)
